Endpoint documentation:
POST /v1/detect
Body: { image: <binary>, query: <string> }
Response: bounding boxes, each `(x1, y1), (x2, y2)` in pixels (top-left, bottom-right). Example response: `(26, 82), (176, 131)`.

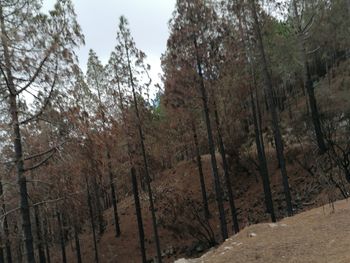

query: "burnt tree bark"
(0, 7), (35, 262)
(86, 177), (99, 263)
(191, 121), (210, 219)
(250, 0), (293, 216)
(131, 167), (147, 263)
(124, 39), (162, 262)
(107, 150), (121, 237)
(74, 228), (82, 263)
(292, 0), (327, 153)
(95, 77), (121, 237)
(213, 101), (240, 234)
(34, 207), (46, 263)
(56, 212), (66, 263)
(194, 37), (228, 240)
(249, 81), (276, 222)
(0, 236), (4, 263)
(0, 181), (12, 263)
(43, 216), (51, 263)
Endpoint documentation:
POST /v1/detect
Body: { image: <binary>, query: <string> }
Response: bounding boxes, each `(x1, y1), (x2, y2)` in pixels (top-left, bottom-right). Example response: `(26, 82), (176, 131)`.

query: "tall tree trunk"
(17, 231), (23, 263)
(0, 7), (35, 261)
(15, 110), (35, 263)
(249, 81), (276, 222)
(107, 150), (121, 237)
(0, 236), (4, 263)
(115, 74), (147, 262)
(95, 77), (121, 236)
(191, 121), (210, 219)
(74, 228), (82, 263)
(43, 217), (51, 263)
(92, 170), (105, 236)
(250, 0), (293, 216)
(292, 0), (327, 153)
(213, 101), (240, 234)
(86, 178), (99, 263)
(131, 167), (147, 263)
(4, 218), (12, 263)
(193, 38), (228, 241)
(125, 41), (162, 263)
(87, 159), (104, 236)
(34, 207), (46, 263)
(347, 0), (350, 18)
(56, 212), (66, 263)
(236, 6), (275, 218)
(0, 181), (13, 263)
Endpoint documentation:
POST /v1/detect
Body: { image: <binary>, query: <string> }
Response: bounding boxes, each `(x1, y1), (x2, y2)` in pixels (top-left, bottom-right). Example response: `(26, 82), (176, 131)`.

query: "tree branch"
(0, 64), (10, 93)
(15, 50), (52, 95)
(23, 152), (55, 172)
(20, 62), (58, 125)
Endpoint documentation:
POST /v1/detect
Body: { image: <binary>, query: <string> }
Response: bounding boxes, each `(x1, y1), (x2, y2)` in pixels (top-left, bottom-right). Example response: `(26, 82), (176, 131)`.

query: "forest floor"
(57, 151), (345, 263)
(175, 198), (350, 263)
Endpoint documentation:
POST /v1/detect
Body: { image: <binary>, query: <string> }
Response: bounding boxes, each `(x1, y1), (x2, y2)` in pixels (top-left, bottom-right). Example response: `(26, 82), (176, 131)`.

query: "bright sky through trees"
(43, 0), (176, 95)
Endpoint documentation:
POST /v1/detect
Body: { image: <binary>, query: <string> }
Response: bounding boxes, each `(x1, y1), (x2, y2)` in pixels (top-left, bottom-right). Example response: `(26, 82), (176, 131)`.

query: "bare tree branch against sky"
(43, 0), (176, 91)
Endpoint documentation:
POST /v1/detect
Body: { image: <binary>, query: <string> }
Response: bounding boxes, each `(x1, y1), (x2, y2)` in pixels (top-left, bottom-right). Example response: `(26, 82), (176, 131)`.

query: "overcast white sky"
(43, 0), (176, 90)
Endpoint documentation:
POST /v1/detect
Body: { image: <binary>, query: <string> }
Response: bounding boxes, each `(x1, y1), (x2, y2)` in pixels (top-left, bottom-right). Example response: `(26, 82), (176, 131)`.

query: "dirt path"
(176, 199), (350, 263)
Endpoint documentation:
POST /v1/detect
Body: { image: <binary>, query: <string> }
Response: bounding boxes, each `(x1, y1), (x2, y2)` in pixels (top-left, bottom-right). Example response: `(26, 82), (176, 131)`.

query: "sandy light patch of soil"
(176, 199), (350, 263)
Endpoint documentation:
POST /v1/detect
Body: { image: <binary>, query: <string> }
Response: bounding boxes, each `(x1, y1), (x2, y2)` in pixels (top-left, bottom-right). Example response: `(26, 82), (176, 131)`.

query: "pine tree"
(114, 16), (162, 262)
(249, 0), (293, 216)
(0, 1), (83, 261)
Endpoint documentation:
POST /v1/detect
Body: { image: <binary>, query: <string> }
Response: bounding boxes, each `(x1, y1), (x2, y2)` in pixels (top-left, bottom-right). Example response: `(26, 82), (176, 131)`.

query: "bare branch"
(301, 14), (315, 34)
(26, 180), (54, 187)
(2, 141), (66, 165)
(15, 50), (52, 95)
(0, 193), (82, 221)
(306, 46), (320, 55)
(23, 152), (55, 172)
(0, 64), (10, 93)
(20, 62), (58, 125)
(25, 141), (66, 161)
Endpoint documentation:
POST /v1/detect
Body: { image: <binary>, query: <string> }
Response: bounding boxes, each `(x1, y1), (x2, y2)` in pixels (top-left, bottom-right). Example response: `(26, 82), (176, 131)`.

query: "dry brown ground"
(55, 150), (342, 263)
(176, 199), (350, 263)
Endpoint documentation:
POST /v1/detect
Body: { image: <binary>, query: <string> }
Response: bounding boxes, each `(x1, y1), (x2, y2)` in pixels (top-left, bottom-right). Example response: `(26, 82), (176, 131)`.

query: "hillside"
(175, 199), (350, 263)
(44, 60), (350, 263)
(56, 150), (343, 263)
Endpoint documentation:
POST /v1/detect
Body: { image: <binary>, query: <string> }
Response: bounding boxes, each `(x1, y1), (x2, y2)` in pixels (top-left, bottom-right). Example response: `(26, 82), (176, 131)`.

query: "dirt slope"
(58, 150), (341, 263)
(176, 199), (350, 263)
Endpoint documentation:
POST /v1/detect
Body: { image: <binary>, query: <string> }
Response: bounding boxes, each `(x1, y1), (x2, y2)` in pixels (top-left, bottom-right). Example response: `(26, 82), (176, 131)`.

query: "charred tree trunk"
(0, 236), (4, 263)
(304, 61), (327, 153)
(34, 207), (46, 263)
(95, 78), (121, 236)
(213, 101), (239, 234)
(346, 0), (350, 25)
(191, 122), (210, 219)
(250, 0), (293, 216)
(194, 38), (228, 240)
(74, 228), (82, 263)
(292, 0), (327, 153)
(237, 7), (275, 219)
(43, 217), (51, 263)
(125, 41), (162, 263)
(4, 219), (12, 263)
(131, 167), (147, 263)
(250, 82), (276, 222)
(0, 8), (35, 262)
(0, 181), (12, 263)
(56, 212), (66, 263)
(86, 178), (99, 263)
(107, 150), (121, 237)
(91, 169), (105, 236)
